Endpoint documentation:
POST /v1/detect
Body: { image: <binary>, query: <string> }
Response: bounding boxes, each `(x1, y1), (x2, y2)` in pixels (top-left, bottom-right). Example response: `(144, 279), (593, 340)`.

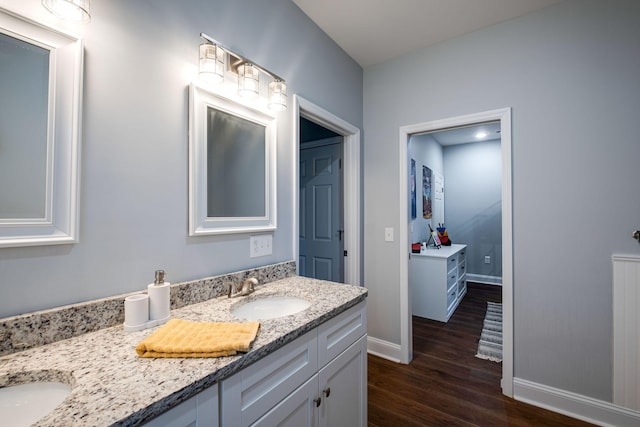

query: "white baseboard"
(466, 274), (502, 285)
(367, 336), (403, 363)
(514, 378), (640, 427)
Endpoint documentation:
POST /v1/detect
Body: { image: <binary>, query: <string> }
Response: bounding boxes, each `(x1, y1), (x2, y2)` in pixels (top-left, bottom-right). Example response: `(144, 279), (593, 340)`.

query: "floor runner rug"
(475, 302), (502, 362)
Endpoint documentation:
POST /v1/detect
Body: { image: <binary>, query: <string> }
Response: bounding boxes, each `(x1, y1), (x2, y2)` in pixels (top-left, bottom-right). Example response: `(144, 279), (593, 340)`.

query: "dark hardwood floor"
(367, 282), (595, 427)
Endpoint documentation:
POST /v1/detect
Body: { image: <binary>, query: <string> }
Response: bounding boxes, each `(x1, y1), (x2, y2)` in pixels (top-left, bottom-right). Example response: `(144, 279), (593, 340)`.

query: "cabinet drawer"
(446, 286), (457, 310)
(447, 255), (457, 272)
(318, 301), (367, 368)
(446, 269), (457, 292)
(458, 248), (466, 263)
(457, 278), (467, 295)
(221, 331), (318, 427)
(457, 259), (466, 280)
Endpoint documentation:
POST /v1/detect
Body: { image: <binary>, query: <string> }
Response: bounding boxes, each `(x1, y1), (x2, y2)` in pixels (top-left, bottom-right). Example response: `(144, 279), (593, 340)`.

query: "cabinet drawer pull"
(314, 397), (322, 407)
(323, 387), (331, 398)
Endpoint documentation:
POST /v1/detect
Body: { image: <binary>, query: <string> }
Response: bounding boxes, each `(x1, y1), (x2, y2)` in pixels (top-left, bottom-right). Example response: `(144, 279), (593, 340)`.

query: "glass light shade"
(238, 63), (259, 99)
(268, 80), (287, 111)
(199, 43), (224, 84)
(42, 0), (91, 23)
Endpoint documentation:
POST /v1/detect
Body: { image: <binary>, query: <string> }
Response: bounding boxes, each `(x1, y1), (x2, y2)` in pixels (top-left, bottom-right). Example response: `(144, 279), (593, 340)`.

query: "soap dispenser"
(148, 270), (170, 325)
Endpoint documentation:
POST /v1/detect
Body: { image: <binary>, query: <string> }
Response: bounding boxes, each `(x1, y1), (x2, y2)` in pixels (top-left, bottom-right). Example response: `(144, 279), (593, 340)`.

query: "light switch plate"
(250, 234), (272, 258)
(384, 227), (394, 242)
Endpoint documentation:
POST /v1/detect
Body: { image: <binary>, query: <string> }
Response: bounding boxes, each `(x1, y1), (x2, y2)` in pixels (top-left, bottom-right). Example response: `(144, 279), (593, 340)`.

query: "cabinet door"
(251, 375), (318, 427)
(318, 335), (367, 427)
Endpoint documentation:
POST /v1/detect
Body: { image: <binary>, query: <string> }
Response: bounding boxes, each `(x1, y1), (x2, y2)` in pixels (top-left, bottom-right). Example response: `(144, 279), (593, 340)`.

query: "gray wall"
(364, 0), (640, 402)
(443, 140), (502, 279)
(0, 0), (362, 317)
(408, 134), (443, 243)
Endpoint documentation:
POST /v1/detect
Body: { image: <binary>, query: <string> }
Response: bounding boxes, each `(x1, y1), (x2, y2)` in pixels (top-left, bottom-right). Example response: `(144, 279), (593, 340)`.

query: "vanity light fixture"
(42, 0), (91, 23)
(268, 80), (287, 112)
(237, 63), (260, 99)
(198, 32), (287, 111)
(199, 42), (225, 84)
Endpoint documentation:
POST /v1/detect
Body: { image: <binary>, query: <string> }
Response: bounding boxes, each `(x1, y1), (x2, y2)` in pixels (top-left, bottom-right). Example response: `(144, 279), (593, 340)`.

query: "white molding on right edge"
(514, 378), (640, 427)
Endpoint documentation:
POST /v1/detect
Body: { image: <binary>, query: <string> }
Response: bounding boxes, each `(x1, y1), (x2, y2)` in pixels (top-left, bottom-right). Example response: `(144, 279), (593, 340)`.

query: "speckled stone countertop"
(0, 277), (367, 426)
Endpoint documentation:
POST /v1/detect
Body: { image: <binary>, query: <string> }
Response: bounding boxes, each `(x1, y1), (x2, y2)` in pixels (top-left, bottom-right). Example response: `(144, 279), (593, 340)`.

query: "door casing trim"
(293, 95), (362, 286)
(398, 107), (513, 397)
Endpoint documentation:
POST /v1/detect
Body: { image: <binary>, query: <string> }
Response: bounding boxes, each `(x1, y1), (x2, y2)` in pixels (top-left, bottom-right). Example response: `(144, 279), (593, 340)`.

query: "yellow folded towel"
(135, 318), (260, 358)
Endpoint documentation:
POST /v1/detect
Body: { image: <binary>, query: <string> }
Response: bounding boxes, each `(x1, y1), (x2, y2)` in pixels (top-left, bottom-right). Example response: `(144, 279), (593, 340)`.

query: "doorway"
(398, 108), (513, 397)
(293, 95), (362, 287)
(299, 119), (345, 282)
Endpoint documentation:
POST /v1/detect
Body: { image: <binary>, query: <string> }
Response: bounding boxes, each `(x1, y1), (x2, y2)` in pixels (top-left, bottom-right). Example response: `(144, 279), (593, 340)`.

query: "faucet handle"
(241, 277), (258, 295)
(227, 282), (239, 298)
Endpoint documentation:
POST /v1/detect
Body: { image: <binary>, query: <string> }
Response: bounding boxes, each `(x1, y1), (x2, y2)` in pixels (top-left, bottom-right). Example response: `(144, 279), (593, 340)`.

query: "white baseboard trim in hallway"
(367, 336), (402, 363)
(514, 378), (640, 427)
(466, 274), (502, 286)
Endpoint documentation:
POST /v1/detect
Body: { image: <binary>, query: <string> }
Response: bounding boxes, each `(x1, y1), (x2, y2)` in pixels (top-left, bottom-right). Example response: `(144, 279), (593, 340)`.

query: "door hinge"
(339, 158), (342, 169)
(344, 250), (348, 257)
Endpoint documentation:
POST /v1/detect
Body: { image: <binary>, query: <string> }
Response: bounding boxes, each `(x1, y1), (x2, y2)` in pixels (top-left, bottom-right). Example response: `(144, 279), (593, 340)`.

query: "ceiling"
(428, 122), (501, 146)
(292, 0), (564, 67)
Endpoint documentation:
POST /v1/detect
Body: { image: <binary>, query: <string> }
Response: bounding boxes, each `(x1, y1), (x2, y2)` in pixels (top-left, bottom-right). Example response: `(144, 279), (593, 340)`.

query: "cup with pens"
(436, 223), (451, 246)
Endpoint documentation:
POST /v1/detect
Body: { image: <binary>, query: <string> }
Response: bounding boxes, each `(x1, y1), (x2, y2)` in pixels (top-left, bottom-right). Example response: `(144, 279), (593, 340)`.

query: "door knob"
(633, 230), (640, 241)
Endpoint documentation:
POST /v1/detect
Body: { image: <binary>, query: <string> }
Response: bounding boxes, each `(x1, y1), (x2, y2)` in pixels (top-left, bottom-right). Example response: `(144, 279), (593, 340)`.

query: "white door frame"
(293, 95), (361, 286)
(398, 108), (513, 397)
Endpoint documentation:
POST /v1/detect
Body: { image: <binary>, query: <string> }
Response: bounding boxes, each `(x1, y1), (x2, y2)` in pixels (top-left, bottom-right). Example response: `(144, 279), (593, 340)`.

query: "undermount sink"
(0, 381), (71, 426)
(231, 295), (311, 320)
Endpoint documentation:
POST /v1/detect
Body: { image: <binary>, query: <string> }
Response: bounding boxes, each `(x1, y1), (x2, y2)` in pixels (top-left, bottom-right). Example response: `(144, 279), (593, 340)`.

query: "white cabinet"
(221, 301), (367, 427)
(410, 244), (467, 322)
(317, 335), (367, 427)
(143, 385), (218, 427)
(253, 336), (367, 427)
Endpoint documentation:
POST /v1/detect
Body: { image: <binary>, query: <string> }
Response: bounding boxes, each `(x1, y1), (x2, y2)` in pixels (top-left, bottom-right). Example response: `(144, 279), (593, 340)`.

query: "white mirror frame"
(0, 8), (82, 248)
(188, 83), (277, 236)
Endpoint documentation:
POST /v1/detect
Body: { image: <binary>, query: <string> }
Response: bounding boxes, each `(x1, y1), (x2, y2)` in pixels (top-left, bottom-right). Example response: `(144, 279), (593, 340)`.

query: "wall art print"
(423, 165), (432, 219)
(410, 159), (416, 219)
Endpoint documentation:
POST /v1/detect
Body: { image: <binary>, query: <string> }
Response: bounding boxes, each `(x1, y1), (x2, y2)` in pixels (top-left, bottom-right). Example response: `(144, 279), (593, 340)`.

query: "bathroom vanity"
(0, 275), (367, 426)
(146, 301), (367, 427)
(410, 244), (467, 322)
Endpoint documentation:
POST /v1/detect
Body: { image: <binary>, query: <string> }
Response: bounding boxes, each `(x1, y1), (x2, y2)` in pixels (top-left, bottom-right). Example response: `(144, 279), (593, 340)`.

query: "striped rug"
(475, 302), (503, 362)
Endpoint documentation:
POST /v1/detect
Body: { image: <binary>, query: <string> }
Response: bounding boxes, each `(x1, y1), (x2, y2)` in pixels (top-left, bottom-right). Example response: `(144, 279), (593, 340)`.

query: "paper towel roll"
(124, 294), (149, 331)
(148, 282), (170, 324)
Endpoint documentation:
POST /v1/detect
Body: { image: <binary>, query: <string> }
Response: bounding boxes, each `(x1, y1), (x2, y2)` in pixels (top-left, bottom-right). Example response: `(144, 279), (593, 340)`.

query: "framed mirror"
(0, 8), (83, 248)
(188, 84), (277, 235)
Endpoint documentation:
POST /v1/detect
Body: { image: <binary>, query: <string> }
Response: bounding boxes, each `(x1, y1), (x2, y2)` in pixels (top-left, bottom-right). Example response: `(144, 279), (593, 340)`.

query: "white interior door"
(299, 140), (344, 282)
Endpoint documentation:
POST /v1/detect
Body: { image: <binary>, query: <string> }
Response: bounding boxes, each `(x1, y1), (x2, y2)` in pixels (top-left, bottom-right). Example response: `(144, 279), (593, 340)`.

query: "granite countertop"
(0, 276), (367, 426)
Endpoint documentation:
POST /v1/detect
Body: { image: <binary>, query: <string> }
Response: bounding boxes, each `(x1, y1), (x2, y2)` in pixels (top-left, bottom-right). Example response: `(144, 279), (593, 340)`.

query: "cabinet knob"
(323, 387), (331, 398)
(314, 397), (322, 407)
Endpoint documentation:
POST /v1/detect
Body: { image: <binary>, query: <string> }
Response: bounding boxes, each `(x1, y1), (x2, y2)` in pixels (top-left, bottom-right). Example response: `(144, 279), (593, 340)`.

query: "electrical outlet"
(250, 235), (273, 258)
(384, 227), (394, 242)
(484, 255), (491, 264)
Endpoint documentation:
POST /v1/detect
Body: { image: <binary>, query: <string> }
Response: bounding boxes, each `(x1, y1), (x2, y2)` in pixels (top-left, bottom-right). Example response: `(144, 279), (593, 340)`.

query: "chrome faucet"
(240, 277), (258, 296)
(227, 277), (258, 298)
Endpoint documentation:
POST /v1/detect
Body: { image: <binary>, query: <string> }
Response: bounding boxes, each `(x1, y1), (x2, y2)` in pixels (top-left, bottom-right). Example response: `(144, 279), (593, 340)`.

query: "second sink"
(0, 381), (71, 426)
(231, 295), (311, 320)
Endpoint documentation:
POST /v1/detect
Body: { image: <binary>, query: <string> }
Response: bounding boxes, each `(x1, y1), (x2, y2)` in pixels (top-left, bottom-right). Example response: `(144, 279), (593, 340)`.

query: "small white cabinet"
(410, 244), (467, 322)
(221, 301), (367, 427)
